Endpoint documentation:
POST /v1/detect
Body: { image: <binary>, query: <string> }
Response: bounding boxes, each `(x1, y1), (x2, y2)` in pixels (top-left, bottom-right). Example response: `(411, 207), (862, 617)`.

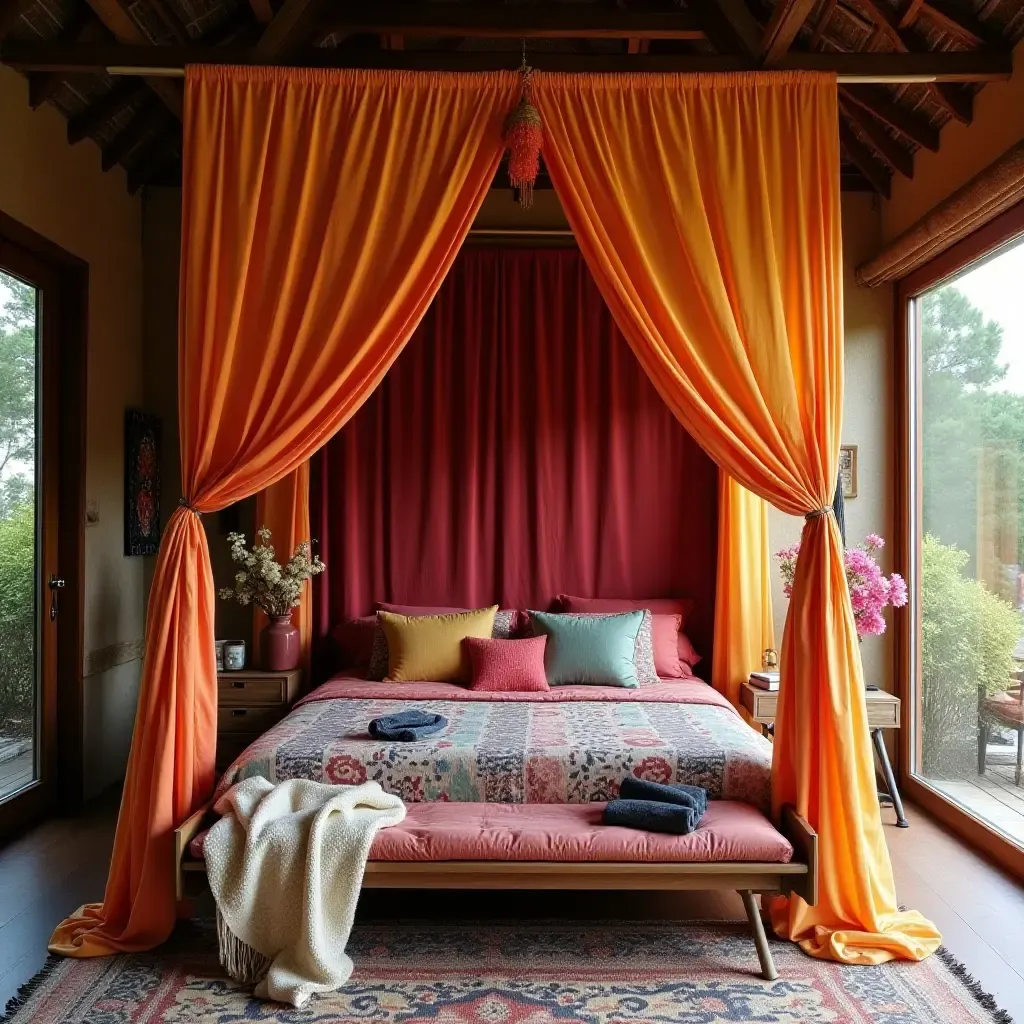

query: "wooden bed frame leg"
(739, 890), (778, 982)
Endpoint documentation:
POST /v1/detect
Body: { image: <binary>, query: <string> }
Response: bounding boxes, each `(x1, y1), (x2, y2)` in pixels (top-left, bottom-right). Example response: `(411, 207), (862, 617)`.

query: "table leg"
(871, 728), (908, 828)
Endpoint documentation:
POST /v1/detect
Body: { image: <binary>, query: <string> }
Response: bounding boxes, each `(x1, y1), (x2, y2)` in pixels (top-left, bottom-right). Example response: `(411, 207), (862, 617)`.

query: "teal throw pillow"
(527, 610), (645, 688)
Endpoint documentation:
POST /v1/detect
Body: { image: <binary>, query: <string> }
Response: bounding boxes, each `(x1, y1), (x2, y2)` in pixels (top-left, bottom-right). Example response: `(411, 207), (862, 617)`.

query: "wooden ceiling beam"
(896, 0), (926, 28)
(917, 0), (1005, 49)
(148, 0), (189, 44)
(761, 0), (818, 63)
(808, 0), (838, 46)
(66, 76), (145, 142)
(691, 0), (762, 57)
(254, 0), (329, 60)
(317, 5), (706, 41)
(839, 95), (914, 176)
(101, 94), (160, 169)
(839, 118), (891, 197)
(2, 41), (1011, 81)
(0, 0), (35, 40)
(841, 84), (940, 149)
(853, 0), (974, 123)
(248, 0), (273, 26)
(83, 0), (182, 118)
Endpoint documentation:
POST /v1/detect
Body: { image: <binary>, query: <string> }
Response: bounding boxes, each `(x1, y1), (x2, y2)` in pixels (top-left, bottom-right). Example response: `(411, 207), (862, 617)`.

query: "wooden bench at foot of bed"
(174, 799), (817, 983)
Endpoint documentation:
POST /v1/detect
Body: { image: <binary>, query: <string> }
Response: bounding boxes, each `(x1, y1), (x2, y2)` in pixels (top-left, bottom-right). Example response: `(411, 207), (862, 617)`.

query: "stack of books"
(749, 671), (780, 692)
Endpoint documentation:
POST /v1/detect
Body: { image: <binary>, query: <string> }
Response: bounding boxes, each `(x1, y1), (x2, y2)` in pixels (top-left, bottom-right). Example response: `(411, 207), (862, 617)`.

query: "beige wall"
(882, 39), (1024, 244)
(0, 66), (145, 797)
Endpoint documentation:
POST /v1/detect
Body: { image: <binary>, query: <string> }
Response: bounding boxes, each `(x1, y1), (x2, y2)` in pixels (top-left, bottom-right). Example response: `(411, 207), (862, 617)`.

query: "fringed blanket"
(217, 678), (772, 811)
(205, 776), (405, 1007)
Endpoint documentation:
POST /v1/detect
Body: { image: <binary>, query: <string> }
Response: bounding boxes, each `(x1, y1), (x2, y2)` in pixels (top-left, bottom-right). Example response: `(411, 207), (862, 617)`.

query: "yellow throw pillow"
(379, 606), (498, 684)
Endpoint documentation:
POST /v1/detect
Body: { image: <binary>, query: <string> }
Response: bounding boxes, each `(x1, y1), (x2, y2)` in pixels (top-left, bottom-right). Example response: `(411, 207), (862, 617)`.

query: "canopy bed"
(50, 65), (940, 971)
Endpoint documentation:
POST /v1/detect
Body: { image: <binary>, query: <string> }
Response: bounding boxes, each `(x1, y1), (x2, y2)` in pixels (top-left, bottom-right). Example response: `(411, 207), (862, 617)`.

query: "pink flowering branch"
(775, 533), (908, 639)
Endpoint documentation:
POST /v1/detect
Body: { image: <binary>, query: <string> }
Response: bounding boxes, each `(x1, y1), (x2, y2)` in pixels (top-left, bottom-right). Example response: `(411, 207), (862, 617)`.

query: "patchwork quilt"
(217, 679), (773, 811)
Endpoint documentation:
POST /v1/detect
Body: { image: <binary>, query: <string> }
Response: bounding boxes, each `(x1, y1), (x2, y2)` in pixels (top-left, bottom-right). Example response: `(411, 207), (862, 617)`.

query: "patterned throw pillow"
(527, 609), (645, 688)
(366, 608), (519, 681)
(560, 610), (658, 686)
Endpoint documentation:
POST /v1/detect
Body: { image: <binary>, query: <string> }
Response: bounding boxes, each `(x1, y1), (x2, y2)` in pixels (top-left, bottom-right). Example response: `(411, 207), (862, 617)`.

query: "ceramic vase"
(261, 613), (300, 671)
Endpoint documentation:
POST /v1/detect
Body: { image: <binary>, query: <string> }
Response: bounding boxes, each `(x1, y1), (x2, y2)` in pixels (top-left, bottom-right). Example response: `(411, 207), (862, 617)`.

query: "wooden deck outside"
(931, 756), (1024, 847)
(0, 741), (33, 800)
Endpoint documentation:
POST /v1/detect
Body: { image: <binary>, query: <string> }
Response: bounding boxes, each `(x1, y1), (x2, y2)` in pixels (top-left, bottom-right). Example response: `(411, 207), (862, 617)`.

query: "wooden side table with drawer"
(740, 680), (907, 828)
(217, 668), (302, 771)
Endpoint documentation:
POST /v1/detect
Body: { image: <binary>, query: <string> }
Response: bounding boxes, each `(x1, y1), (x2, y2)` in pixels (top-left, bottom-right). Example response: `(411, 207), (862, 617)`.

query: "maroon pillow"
(463, 636), (550, 692)
(330, 616), (377, 675)
(553, 595), (701, 668)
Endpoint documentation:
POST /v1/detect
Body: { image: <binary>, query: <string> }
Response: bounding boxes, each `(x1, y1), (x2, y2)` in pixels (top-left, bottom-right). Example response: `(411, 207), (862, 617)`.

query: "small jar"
(223, 640), (246, 671)
(215, 640), (227, 672)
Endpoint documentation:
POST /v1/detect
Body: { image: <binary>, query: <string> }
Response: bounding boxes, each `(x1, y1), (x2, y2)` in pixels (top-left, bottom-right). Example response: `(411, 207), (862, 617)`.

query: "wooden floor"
(2, 795), (1024, 1019)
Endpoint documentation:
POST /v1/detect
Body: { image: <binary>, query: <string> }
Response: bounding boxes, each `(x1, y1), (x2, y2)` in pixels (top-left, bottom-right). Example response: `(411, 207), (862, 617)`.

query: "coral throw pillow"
(464, 636), (550, 692)
(378, 606), (498, 683)
(650, 613), (686, 678)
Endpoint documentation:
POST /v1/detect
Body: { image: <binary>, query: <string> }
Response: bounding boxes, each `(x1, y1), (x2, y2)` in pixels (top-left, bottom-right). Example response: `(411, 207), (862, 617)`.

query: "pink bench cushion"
(190, 800), (792, 864)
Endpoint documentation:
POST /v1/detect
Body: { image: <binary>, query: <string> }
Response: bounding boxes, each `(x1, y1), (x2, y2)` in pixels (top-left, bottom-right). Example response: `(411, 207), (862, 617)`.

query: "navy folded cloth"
(369, 710), (448, 741)
(603, 798), (701, 835)
(619, 776), (708, 817)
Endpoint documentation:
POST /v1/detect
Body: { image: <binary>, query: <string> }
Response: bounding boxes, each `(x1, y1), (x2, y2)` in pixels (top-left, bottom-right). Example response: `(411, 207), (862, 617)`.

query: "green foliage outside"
(920, 535), (1021, 776)
(0, 274), (36, 742)
(920, 283), (1024, 776)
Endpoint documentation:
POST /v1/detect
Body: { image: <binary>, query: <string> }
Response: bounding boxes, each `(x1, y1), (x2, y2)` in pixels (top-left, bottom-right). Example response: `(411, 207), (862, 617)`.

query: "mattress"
(216, 677), (773, 811)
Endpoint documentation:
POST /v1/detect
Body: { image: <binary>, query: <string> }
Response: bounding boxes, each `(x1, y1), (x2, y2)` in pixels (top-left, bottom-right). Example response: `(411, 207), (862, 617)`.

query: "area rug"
(2, 920), (1012, 1024)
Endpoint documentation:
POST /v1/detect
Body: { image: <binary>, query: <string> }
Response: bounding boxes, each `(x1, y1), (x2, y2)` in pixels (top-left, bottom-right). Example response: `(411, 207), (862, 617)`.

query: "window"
(905, 224), (1024, 860)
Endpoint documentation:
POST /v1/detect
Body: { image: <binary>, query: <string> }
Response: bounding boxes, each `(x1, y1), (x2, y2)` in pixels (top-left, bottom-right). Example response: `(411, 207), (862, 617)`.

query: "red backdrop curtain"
(310, 246), (719, 665)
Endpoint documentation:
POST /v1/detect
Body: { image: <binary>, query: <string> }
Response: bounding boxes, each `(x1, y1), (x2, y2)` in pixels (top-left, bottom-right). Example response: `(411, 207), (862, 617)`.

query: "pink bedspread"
(296, 677), (734, 709)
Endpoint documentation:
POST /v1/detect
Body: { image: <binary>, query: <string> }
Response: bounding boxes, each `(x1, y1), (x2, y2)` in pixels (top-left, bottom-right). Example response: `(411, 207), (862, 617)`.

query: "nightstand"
(216, 668), (301, 771)
(740, 680), (907, 828)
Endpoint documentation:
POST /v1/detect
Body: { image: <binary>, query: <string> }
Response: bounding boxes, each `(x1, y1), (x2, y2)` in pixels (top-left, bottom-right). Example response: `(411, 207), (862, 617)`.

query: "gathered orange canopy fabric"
(50, 65), (518, 956)
(534, 70), (940, 963)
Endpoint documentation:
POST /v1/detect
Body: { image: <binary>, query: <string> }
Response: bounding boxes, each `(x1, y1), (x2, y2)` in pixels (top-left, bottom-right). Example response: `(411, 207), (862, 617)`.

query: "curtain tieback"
(178, 497), (203, 517)
(804, 505), (833, 521)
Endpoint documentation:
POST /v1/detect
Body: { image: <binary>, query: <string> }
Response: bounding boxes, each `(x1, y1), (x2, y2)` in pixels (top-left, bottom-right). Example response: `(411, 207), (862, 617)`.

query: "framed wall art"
(124, 409), (162, 556)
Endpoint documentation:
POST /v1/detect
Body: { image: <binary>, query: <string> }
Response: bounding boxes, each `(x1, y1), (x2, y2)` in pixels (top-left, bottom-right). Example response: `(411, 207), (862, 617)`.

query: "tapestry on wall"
(124, 409), (161, 557)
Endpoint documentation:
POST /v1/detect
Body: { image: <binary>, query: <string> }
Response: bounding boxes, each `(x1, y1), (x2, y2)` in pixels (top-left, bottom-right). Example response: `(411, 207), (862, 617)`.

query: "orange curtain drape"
(713, 470), (775, 708)
(50, 65), (517, 956)
(254, 465), (312, 677)
(534, 71), (940, 963)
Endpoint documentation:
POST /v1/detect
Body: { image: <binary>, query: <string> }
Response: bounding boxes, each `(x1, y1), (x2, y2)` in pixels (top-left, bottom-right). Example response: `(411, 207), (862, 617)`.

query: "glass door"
(0, 241), (60, 831)
(908, 233), (1024, 850)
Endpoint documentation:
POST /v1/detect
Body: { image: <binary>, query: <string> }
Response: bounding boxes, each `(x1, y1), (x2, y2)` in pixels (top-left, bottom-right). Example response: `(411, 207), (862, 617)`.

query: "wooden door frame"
(894, 198), (1024, 879)
(0, 208), (87, 832)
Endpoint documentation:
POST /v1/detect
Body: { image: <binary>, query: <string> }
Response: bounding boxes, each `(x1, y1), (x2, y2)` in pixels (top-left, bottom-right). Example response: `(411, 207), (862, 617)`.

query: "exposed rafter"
(761, 0), (818, 63)
(839, 119), (891, 197)
(127, 128), (179, 194)
(255, 0), (330, 60)
(27, 3), (97, 109)
(839, 95), (914, 177)
(0, 0), (35, 40)
(852, 0), (978, 124)
(840, 84), (941, 151)
(101, 94), (161, 170)
(66, 77), (145, 143)
(692, 0), (762, 57)
(917, 0), (1005, 49)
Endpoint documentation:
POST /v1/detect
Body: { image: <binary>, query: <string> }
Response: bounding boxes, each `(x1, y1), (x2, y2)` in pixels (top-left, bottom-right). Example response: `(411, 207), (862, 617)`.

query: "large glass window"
(912, 236), (1024, 845)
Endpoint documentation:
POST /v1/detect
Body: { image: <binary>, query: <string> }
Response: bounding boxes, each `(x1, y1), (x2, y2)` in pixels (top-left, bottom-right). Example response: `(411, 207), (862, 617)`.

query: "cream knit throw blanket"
(205, 776), (406, 1007)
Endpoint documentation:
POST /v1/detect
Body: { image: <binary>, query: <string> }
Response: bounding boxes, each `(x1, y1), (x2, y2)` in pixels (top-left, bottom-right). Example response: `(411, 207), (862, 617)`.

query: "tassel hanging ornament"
(504, 55), (543, 209)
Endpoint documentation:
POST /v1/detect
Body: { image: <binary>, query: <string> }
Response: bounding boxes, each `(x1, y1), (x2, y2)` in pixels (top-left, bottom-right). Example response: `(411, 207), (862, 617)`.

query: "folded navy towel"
(603, 798), (701, 835)
(369, 710), (448, 741)
(618, 776), (708, 817)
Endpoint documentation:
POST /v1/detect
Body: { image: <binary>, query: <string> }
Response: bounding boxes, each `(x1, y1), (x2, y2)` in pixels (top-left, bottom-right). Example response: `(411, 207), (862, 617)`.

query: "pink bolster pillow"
(463, 635), (550, 693)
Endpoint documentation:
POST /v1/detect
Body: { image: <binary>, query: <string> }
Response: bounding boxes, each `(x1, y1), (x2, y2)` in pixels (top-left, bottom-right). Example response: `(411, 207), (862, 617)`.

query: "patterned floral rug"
(2, 919), (1012, 1024)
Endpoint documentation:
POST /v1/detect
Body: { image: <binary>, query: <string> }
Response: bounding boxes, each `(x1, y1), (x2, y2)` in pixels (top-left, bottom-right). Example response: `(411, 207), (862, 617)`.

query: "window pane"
(915, 237), (1024, 845)
(0, 270), (38, 803)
